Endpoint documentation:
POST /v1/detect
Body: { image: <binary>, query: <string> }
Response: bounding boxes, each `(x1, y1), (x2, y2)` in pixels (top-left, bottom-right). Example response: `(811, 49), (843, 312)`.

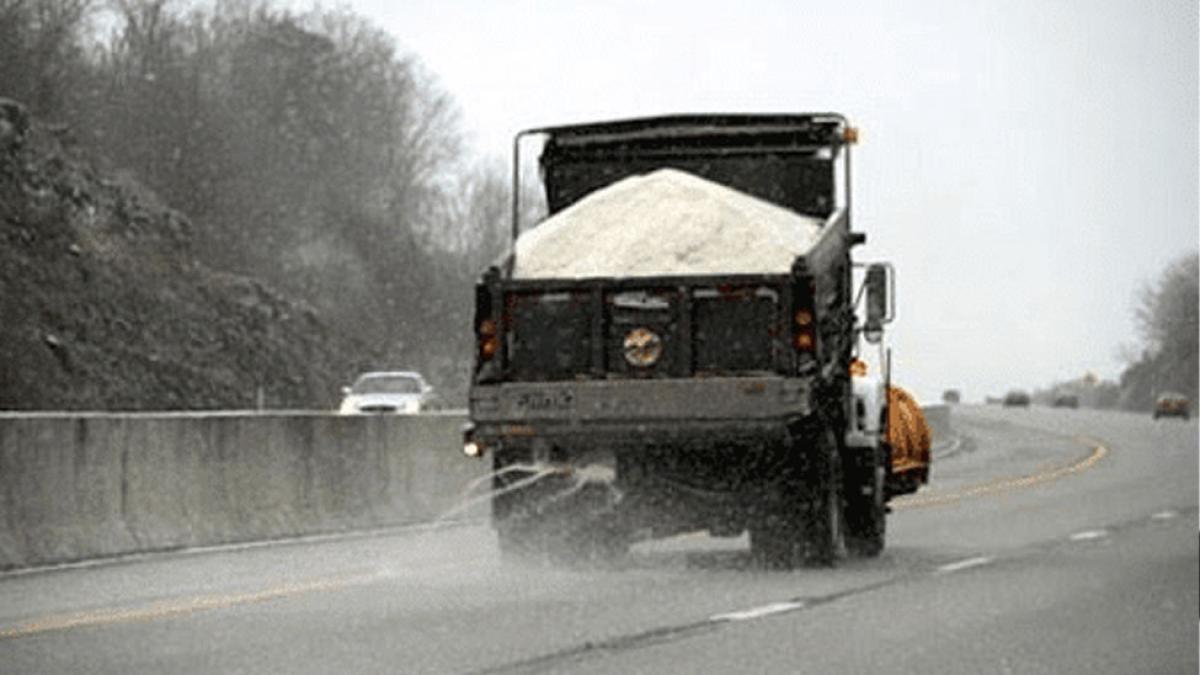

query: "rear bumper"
(468, 376), (813, 462)
(468, 376), (846, 536)
(470, 375), (811, 427)
(1154, 406), (1189, 418)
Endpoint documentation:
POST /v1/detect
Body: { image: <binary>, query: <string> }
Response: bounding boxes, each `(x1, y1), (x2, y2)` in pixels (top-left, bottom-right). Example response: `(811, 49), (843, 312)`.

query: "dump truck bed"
(475, 210), (849, 387)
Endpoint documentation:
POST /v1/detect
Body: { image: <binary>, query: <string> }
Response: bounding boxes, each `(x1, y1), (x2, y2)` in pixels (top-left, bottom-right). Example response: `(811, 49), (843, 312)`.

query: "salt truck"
(463, 114), (925, 568)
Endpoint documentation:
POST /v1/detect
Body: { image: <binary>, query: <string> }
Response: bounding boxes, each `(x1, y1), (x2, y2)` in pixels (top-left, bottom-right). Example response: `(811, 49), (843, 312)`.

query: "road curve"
(0, 406), (1195, 674)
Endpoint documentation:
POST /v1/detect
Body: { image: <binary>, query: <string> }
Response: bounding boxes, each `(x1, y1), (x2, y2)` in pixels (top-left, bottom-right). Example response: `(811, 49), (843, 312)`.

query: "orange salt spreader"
(850, 358), (930, 497)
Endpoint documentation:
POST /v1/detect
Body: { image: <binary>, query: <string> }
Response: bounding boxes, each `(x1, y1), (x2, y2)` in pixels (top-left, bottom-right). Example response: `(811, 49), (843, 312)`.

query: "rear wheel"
(750, 425), (847, 569)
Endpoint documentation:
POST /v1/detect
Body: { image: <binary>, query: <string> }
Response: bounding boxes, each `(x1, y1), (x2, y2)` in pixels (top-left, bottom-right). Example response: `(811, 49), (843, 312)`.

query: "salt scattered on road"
(512, 168), (825, 279)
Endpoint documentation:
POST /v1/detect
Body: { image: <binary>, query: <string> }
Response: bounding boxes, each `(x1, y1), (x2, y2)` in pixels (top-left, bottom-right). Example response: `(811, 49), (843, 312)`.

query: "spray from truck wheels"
(463, 114), (930, 569)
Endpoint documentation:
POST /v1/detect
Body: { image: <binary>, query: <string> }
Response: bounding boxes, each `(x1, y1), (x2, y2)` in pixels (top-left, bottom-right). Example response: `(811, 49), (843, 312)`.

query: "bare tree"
(0, 0), (93, 114)
(1120, 253), (1199, 408)
(4, 0), (511, 400)
(1135, 253), (1199, 355)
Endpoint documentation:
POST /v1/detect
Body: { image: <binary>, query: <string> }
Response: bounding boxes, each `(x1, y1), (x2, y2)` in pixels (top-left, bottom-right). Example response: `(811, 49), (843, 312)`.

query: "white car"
(338, 371), (432, 415)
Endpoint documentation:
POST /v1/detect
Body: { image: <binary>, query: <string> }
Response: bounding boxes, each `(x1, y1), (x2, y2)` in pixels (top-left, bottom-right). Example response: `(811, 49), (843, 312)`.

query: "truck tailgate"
(470, 376), (810, 424)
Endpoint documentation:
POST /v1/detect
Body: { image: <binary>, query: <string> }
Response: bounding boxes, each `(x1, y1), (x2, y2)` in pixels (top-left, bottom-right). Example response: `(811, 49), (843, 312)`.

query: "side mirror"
(863, 263), (894, 344)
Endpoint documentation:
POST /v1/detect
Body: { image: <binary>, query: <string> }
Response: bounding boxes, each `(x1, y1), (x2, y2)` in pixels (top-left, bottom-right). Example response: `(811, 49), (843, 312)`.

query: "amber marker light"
(794, 332), (815, 351)
(843, 126), (859, 144)
(479, 336), (499, 360)
(478, 318), (500, 361)
(794, 309), (813, 327)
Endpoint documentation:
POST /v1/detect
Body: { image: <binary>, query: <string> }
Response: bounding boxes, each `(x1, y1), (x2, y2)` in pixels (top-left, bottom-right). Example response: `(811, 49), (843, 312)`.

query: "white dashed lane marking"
(1069, 529), (1108, 541)
(934, 556), (993, 574)
(710, 601), (806, 622)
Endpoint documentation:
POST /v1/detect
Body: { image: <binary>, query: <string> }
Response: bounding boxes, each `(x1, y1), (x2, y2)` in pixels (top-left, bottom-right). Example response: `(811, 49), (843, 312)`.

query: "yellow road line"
(893, 437), (1108, 509)
(0, 571), (379, 640)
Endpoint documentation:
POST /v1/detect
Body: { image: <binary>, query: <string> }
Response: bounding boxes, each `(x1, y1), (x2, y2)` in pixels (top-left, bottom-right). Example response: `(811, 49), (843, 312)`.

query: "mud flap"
(843, 443), (886, 557)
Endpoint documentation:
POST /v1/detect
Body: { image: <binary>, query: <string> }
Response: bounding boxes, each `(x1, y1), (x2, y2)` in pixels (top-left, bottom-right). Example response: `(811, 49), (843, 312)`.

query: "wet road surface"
(1, 406), (1195, 674)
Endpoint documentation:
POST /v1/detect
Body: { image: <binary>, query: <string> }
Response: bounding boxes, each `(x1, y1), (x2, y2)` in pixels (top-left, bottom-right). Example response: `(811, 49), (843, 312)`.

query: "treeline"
(1117, 253), (1199, 408)
(1033, 253), (1198, 411)
(1, 0), (512, 401)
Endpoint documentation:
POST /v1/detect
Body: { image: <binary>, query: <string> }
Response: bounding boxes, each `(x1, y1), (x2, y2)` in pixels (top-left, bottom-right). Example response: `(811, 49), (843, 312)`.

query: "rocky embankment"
(0, 99), (368, 410)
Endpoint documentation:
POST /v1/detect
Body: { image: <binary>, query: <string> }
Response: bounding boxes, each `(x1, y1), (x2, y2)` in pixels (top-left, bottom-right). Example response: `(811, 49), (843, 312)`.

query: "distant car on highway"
(941, 389), (961, 404)
(338, 371), (432, 414)
(1003, 389), (1031, 407)
(1152, 392), (1190, 420)
(1051, 393), (1079, 409)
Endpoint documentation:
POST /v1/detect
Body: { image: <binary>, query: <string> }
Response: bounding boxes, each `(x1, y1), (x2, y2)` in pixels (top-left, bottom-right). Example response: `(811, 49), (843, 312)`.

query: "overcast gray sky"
(298, 0), (1197, 402)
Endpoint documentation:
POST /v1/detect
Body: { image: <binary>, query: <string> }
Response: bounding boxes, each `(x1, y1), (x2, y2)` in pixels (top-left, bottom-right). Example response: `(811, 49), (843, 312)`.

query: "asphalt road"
(1, 406), (1196, 674)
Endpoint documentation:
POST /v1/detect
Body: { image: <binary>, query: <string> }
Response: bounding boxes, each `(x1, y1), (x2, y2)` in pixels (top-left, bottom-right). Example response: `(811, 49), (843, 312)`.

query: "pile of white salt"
(511, 168), (825, 279)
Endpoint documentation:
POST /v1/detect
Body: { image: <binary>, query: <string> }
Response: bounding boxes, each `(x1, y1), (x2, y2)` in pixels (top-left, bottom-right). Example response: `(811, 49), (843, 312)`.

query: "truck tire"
(750, 424), (847, 569)
(844, 444), (887, 557)
(803, 426), (846, 566)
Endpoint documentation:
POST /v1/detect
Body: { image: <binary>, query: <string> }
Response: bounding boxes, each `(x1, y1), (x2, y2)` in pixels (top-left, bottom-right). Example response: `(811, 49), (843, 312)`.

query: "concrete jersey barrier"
(0, 412), (479, 571)
(922, 404), (952, 443)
